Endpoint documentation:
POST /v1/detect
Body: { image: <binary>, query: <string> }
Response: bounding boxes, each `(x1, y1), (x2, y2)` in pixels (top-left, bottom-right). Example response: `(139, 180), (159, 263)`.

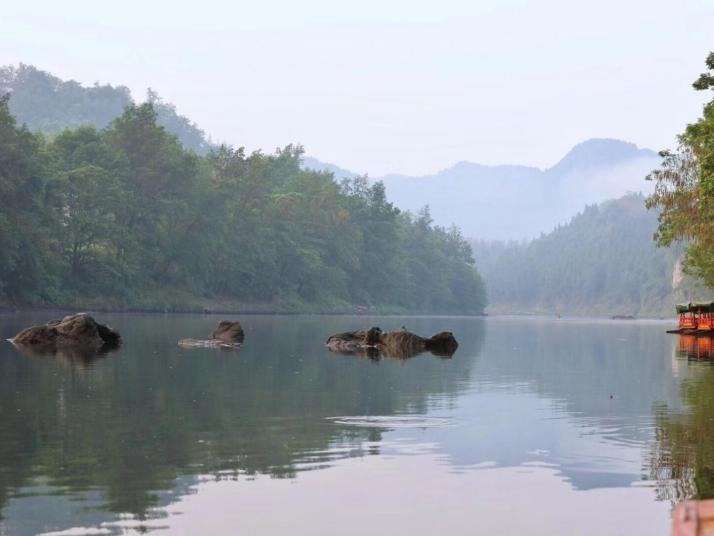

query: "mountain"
(471, 194), (712, 317)
(547, 138), (655, 175)
(303, 139), (660, 241)
(0, 64), (214, 154)
(3, 65), (661, 243)
(301, 157), (358, 180)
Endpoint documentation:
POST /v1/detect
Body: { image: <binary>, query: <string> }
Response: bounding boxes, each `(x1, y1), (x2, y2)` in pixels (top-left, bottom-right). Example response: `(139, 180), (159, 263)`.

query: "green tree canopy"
(646, 51), (714, 286)
(0, 96), (486, 314)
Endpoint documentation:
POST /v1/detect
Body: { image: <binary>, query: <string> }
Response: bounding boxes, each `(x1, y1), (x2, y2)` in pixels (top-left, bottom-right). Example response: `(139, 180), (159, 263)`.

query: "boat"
(668, 302), (714, 334)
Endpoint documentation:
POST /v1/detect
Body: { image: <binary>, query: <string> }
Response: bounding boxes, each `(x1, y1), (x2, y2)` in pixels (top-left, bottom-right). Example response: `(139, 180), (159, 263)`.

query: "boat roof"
(677, 302), (714, 313)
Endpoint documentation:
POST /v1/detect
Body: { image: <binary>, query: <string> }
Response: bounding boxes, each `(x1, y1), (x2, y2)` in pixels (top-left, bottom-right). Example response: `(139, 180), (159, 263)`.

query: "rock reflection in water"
(0, 313), (482, 533)
(327, 344), (454, 361)
(8, 340), (120, 368)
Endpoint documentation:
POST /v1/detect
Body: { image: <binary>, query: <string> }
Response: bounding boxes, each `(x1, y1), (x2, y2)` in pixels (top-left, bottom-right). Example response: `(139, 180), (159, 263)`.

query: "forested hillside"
(472, 194), (709, 317)
(0, 96), (486, 313)
(0, 64), (213, 154)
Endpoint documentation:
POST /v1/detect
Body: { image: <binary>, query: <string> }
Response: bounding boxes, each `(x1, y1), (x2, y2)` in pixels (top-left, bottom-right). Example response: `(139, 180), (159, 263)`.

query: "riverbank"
(484, 302), (676, 320)
(0, 288), (485, 317)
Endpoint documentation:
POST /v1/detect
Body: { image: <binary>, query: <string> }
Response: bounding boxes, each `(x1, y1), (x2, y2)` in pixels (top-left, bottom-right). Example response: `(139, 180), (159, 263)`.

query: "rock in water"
(325, 327), (458, 359)
(423, 331), (459, 356)
(211, 320), (244, 343)
(177, 320), (244, 350)
(10, 313), (121, 354)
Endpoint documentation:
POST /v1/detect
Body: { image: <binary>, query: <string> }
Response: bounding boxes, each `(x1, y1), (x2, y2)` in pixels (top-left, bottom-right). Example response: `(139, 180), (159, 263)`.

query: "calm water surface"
(0, 313), (709, 535)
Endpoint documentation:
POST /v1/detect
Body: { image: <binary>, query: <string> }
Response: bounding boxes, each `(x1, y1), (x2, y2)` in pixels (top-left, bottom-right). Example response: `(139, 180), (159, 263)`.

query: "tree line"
(471, 194), (707, 317)
(0, 96), (486, 313)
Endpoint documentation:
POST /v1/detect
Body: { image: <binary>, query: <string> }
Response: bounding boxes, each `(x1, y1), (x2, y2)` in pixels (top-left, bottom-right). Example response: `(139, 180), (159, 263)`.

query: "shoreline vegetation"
(0, 96), (486, 315)
(0, 301), (484, 317)
(473, 194), (714, 319)
(4, 57), (714, 320)
(0, 303), (675, 320)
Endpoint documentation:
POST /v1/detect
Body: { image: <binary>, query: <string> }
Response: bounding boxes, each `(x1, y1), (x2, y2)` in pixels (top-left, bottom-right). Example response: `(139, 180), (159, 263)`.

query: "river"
(0, 313), (706, 535)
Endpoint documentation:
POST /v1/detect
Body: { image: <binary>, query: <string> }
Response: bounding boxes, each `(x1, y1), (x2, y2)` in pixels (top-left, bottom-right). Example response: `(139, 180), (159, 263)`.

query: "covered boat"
(674, 302), (714, 332)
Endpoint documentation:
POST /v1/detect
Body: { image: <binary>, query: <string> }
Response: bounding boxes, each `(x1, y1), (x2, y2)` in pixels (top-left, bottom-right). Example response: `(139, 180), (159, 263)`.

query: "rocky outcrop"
(325, 327), (458, 360)
(9, 313), (121, 356)
(422, 331), (460, 356)
(326, 327), (383, 353)
(177, 320), (244, 350)
(211, 320), (244, 343)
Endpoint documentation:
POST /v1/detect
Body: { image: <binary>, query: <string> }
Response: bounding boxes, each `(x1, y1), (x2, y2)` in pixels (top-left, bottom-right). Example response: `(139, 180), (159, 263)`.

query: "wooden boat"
(668, 302), (714, 334)
(673, 499), (714, 535)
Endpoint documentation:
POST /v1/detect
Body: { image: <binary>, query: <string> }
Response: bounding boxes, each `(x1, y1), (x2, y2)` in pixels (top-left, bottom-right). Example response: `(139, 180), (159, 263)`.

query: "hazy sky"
(2, 0), (712, 176)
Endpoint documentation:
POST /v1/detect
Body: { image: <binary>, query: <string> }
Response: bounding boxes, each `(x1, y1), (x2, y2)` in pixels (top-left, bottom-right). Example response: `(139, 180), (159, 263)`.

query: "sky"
(2, 0), (713, 176)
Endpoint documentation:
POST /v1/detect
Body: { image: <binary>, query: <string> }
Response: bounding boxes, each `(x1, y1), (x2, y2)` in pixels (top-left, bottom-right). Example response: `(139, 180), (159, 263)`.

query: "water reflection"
(327, 344), (455, 361)
(9, 340), (120, 368)
(649, 335), (714, 505)
(0, 314), (482, 534)
(0, 314), (704, 535)
(675, 334), (714, 361)
(129, 449), (670, 536)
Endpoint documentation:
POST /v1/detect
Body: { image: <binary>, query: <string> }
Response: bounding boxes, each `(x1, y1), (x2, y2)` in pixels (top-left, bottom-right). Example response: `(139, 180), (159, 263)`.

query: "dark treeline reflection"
(649, 344), (714, 504)
(0, 314), (484, 523)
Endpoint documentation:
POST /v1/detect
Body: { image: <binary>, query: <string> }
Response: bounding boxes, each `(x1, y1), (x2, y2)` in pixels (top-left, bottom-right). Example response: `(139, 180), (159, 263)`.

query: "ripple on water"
(327, 415), (454, 428)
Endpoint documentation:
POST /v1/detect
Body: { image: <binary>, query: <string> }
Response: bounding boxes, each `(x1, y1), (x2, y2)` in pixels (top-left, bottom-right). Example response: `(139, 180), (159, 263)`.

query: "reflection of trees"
(0, 315), (484, 521)
(649, 360), (714, 504)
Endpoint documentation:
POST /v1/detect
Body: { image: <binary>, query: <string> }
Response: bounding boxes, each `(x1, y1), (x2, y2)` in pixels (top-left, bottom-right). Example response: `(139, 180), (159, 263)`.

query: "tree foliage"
(646, 52), (714, 285)
(0, 97), (486, 314)
(472, 194), (690, 316)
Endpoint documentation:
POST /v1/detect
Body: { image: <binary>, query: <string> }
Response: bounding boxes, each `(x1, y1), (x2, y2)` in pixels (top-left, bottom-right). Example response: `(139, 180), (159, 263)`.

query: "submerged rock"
(9, 313), (121, 358)
(325, 327), (458, 360)
(177, 338), (241, 350)
(178, 319), (244, 350)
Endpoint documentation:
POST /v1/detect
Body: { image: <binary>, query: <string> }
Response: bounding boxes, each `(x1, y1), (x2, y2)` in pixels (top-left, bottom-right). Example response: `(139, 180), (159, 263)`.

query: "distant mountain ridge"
(0, 64), (214, 154)
(303, 139), (660, 241)
(548, 138), (656, 175)
(2, 64), (662, 243)
(301, 157), (358, 181)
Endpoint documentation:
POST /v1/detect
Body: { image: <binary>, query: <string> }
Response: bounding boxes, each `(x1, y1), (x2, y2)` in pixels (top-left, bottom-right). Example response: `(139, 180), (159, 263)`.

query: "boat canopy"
(676, 302), (714, 314)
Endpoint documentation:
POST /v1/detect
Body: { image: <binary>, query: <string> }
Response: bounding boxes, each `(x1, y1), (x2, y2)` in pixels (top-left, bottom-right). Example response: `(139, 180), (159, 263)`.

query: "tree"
(45, 127), (126, 287)
(0, 91), (487, 314)
(0, 94), (48, 303)
(646, 52), (714, 285)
